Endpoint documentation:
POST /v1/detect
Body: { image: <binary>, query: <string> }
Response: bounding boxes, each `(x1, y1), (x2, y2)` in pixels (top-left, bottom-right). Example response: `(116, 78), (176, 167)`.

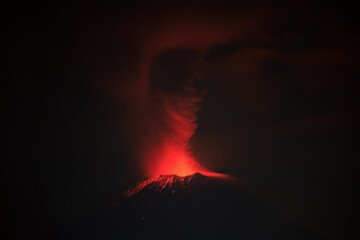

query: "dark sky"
(2, 1), (359, 239)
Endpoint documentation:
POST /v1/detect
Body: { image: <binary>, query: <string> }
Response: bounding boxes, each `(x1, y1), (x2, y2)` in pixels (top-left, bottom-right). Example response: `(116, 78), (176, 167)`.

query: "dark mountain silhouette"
(62, 173), (325, 240)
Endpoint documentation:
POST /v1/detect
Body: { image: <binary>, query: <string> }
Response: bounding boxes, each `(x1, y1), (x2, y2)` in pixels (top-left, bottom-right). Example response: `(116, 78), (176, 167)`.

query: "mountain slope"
(64, 173), (325, 240)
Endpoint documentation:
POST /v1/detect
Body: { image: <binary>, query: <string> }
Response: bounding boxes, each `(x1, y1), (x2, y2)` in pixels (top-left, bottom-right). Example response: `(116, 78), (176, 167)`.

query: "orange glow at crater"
(155, 144), (199, 177)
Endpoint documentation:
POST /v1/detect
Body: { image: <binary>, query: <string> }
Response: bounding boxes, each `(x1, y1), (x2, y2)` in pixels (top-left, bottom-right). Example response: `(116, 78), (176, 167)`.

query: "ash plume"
(135, 49), (207, 177)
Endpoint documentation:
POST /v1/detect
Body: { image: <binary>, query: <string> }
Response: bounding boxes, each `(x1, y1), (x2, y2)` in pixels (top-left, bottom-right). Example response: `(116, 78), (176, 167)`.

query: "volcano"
(64, 173), (325, 240)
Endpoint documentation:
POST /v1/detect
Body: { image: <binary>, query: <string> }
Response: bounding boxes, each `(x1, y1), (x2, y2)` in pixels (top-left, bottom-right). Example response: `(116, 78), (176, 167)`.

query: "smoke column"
(122, 11), (255, 178)
(140, 49), (206, 177)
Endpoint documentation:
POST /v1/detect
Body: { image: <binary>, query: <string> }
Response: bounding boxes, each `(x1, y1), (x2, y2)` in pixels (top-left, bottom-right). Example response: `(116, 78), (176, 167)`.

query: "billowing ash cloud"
(118, 11), (238, 177)
(143, 49), (207, 176)
(125, 46), (209, 177)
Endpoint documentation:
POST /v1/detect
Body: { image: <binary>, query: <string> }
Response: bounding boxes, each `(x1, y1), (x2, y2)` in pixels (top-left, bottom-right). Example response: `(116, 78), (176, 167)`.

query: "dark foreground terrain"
(61, 173), (325, 240)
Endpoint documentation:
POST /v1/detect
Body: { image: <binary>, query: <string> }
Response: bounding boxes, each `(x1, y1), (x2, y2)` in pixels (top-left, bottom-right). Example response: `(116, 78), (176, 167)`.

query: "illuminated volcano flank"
(124, 174), (194, 197)
(124, 171), (229, 197)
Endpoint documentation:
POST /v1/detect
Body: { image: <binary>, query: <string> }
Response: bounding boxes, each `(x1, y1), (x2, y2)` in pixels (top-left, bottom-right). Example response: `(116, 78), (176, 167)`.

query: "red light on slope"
(123, 170), (230, 198)
(124, 174), (193, 197)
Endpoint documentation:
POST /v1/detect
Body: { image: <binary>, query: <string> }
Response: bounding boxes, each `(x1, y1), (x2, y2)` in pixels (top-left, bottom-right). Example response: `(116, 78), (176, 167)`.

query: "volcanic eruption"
(111, 26), (322, 240)
(124, 49), (226, 197)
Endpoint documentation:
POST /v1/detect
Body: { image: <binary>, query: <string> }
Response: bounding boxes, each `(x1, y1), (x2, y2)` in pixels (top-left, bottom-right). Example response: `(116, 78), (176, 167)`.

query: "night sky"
(2, 1), (360, 239)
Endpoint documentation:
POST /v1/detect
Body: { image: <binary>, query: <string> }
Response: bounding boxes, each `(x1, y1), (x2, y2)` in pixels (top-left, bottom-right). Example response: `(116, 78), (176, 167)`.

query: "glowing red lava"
(124, 170), (229, 198)
(124, 174), (193, 197)
(123, 140), (229, 197)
